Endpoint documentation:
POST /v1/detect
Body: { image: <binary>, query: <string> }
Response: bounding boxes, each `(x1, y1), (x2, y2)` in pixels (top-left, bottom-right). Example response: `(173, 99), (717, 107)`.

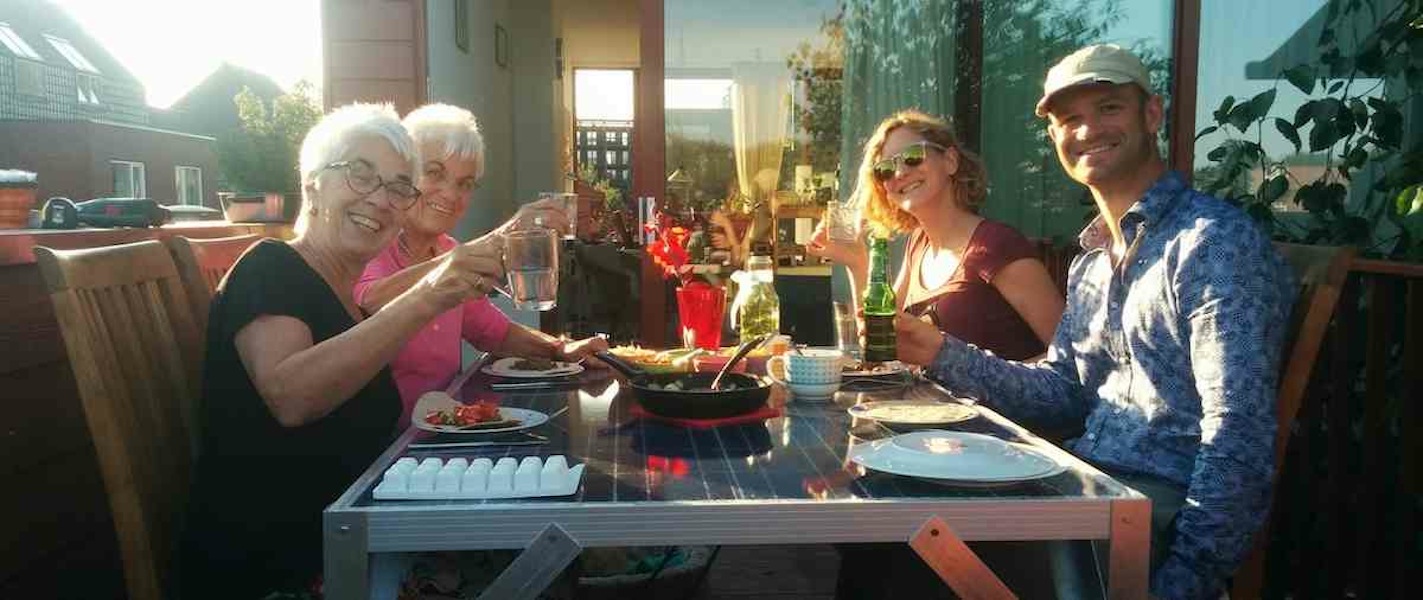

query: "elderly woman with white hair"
(355, 103), (608, 427)
(176, 103), (509, 599)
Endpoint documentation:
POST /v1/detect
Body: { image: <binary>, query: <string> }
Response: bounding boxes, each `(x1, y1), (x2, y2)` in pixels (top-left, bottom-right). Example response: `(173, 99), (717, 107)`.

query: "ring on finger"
(473, 274), (484, 289)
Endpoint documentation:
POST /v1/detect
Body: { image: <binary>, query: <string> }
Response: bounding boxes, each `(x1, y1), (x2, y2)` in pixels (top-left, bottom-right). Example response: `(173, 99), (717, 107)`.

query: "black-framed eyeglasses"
(320, 159), (422, 209)
(872, 141), (948, 182)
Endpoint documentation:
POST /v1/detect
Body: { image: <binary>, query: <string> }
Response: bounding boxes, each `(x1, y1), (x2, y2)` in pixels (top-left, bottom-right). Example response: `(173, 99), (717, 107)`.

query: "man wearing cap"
(895, 44), (1296, 599)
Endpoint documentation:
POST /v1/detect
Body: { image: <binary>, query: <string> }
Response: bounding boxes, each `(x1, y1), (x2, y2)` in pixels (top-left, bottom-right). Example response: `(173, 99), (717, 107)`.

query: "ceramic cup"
(768, 348), (844, 400)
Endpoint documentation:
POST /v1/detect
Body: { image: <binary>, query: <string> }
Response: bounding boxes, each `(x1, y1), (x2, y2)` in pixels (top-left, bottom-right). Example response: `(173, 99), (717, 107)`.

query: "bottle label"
(863, 313), (896, 362)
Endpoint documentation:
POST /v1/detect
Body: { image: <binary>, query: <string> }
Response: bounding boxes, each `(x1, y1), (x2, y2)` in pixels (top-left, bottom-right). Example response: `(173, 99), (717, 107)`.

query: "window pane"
(1194, 0), (1403, 243)
(0, 23), (42, 60)
(112, 163), (131, 197)
(663, 0), (1174, 242)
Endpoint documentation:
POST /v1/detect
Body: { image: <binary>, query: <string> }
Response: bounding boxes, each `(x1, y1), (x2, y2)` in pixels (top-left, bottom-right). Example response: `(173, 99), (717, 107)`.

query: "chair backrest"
(164, 234), (259, 332)
(35, 240), (204, 600)
(1269, 242), (1354, 472)
(1233, 242), (1354, 597)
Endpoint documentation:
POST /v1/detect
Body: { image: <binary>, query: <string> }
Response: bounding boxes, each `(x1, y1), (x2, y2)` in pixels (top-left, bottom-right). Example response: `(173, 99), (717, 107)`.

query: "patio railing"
(1262, 258), (1422, 599)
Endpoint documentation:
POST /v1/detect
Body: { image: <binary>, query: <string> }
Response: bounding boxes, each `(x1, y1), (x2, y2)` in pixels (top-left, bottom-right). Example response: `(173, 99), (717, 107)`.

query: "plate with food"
(412, 391), (549, 434)
(841, 360), (909, 378)
(607, 345), (699, 373)
(848, 401), (978, 429)
(481, 356), (584, 379)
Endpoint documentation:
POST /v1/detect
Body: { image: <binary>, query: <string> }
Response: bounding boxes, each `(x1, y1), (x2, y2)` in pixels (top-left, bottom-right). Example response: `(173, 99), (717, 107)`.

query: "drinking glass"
(539, 192), (579, 240)
(833, 301), (860, 359)
(503, 228), (559, 310)
(676, 282), (726, 350)
(824, 201), (859, 243)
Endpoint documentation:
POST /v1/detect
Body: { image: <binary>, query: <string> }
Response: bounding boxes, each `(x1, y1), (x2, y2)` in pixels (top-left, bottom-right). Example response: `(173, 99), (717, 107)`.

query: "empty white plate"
(848, 430), (1065, 485)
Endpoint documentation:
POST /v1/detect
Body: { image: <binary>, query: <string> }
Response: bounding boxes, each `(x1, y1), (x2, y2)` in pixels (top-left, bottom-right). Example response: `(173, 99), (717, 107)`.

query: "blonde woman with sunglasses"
(808, 109), (1063, 362)
(815, 110), (1066, 599)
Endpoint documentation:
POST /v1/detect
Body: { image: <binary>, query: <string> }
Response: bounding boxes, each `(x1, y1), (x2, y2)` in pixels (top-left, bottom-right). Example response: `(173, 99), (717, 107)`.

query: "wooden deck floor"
(701, 545), (840, 599)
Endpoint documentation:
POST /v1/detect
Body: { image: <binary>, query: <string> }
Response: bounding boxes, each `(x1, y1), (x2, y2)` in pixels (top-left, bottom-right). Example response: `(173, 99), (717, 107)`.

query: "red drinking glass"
(676, 282), (726, 350)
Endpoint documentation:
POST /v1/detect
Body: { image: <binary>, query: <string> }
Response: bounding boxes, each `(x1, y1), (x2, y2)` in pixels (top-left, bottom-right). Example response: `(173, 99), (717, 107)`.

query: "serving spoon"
(710, 335), (769, 391)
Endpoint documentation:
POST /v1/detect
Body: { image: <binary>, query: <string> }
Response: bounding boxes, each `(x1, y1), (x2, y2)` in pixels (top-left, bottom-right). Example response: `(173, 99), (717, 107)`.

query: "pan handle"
(593, 350), (647, 380)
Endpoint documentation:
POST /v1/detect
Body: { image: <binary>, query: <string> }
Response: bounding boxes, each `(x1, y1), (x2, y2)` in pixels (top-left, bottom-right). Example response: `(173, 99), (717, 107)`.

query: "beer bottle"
(862, 235), (896, 363)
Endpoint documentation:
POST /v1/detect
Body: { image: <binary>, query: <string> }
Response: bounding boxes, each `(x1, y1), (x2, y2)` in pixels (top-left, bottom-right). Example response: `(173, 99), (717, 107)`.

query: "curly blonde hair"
(854, 109), (988, 236)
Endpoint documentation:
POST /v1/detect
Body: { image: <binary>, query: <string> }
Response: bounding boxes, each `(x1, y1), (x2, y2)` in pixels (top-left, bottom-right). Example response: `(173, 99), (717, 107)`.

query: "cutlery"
(490, 379), (582, 391)
(409, 438), (549, 450)
(711, 335), (768, 390)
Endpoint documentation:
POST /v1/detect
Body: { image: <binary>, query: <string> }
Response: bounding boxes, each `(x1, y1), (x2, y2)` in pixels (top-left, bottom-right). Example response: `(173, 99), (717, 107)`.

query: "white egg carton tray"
(373, 455), (584, 500)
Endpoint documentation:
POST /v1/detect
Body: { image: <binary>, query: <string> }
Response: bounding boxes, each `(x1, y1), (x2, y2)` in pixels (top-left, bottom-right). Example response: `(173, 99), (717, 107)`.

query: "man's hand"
(894, 311), (946, 366)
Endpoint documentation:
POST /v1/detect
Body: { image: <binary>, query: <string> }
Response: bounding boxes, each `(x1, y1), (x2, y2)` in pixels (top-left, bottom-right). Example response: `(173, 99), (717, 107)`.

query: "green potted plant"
(1195, 0), (1423, 261)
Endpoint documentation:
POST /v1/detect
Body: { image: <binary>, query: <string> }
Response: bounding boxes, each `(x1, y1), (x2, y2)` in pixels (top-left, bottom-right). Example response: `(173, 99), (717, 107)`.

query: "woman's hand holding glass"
(418, 239), (505, 310)
(494, 196), (572, 238)
(805, 221), (867, 269)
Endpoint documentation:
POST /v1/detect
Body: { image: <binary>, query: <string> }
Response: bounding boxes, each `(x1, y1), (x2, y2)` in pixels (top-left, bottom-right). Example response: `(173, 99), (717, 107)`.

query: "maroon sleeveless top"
(901, 220), (1047, 361)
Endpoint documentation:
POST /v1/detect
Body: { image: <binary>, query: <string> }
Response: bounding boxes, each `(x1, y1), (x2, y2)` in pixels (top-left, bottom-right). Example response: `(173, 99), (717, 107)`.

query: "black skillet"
(594, 348), (773, 419)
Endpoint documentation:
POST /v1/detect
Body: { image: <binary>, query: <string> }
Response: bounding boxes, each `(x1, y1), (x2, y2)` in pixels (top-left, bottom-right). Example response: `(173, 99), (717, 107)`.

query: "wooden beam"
(1168, 0), (1201, 180)
(635, 0), (667, 348)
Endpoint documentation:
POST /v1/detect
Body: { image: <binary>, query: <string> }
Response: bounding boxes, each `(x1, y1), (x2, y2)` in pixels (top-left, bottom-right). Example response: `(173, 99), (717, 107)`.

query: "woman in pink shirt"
(356, 103), (608, 427)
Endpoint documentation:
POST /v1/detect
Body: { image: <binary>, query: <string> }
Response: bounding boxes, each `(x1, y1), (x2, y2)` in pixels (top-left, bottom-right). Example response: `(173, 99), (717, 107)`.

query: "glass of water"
(833, 301), (861, 359)
(539, 192), (579, 240)
(503, 228), (559, 310)
(824, 201), (859, 243)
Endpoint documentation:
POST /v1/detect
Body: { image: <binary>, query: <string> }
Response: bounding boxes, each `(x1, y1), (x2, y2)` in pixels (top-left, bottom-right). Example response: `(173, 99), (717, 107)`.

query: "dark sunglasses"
(872, 141), (947, 182)
(320, 159), (423, 209)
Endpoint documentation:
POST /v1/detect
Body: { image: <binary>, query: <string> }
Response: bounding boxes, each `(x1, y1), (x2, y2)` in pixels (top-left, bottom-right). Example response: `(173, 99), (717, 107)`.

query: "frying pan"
(595, 350), (773, 419)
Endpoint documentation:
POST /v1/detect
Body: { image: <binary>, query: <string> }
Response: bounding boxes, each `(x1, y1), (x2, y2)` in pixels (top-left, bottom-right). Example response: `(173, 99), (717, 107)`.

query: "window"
(174, 166), (203, 206)
(0, 22), (41, 60)
(111, 160), (146, 198)
(77, 72), (99, 104)
(14, 59), (42, 96)
(44, 35), (98, 73)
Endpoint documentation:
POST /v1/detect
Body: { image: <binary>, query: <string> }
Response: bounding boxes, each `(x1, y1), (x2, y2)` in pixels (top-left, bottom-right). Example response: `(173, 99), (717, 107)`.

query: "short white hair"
(402, 103), (486, 179)
(298, 102), (418, 185)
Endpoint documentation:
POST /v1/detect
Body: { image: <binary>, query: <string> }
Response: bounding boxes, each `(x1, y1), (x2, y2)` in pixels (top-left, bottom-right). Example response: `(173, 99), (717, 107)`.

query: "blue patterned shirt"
(924, 172), (1295, 599)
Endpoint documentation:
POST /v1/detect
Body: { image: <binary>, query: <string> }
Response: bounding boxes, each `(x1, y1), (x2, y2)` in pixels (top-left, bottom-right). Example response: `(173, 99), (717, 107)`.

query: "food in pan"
(643, 377), (745, 392)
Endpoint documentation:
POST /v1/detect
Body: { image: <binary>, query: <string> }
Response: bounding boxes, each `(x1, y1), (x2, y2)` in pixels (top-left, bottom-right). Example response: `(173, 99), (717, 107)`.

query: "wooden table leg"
(1108, 498), (1152, 599)
(908, 516), (1017, 600)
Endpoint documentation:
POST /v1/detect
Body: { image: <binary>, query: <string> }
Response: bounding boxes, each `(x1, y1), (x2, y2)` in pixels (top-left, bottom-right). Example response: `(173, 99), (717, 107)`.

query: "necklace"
(397, 232), (435, 263)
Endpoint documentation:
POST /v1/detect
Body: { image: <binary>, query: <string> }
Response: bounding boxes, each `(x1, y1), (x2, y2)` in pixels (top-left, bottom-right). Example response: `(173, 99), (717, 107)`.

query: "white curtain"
(731, 62), (791, 206)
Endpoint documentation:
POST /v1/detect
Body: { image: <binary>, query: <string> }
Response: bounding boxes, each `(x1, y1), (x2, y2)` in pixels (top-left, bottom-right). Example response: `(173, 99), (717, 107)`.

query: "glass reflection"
(665, 0), (1174, 263)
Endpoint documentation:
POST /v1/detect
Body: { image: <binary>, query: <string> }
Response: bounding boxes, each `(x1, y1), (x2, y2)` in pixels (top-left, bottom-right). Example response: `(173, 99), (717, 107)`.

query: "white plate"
(848, 401), (978, 426)
(413, 406), (550, 435)
(848, 430), (1065, 485)
(481, 357), (584, 379)
(841, 360), (908, 379)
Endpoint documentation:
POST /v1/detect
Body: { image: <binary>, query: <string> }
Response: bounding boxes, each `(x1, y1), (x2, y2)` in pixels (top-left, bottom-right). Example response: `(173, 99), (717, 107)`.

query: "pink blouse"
(355, 234), (512, 427)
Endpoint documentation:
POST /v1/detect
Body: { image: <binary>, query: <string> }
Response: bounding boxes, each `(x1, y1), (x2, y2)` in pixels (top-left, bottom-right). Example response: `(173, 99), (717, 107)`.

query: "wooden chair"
(1231, 242), (1355, 598)
(163, 234), (259, 332)
(35, 240), (204, 600)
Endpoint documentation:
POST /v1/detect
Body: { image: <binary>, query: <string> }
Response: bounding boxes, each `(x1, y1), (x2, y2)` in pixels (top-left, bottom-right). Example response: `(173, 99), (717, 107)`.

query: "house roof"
(0, 0), (142, 86)
(156, 62), (283, 136)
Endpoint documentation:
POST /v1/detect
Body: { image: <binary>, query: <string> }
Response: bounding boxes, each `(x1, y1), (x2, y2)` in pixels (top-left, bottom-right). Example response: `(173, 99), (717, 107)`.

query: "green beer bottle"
(862, 235), (897, 363)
